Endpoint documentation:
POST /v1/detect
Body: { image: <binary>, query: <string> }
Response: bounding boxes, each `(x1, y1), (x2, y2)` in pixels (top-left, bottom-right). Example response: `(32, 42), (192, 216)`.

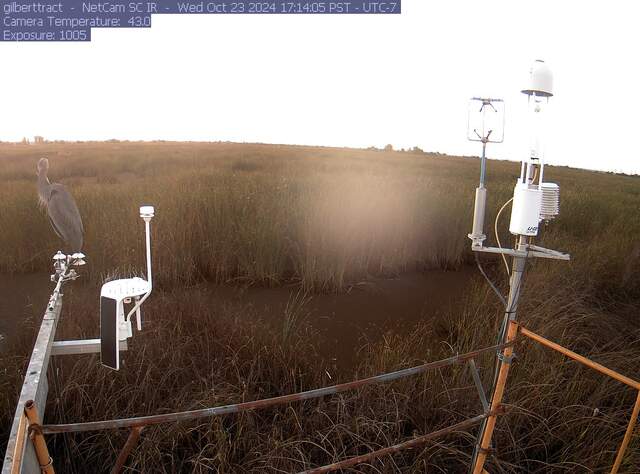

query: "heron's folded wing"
(48, 184), (84, 252)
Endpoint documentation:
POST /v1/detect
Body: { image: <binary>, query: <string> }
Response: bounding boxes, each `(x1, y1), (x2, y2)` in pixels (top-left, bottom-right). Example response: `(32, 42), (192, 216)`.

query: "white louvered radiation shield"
(540, 182), (560, 221)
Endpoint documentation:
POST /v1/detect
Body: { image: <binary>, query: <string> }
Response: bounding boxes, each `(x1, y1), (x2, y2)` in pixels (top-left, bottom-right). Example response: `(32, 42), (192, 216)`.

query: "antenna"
(469, 61), (569, 474)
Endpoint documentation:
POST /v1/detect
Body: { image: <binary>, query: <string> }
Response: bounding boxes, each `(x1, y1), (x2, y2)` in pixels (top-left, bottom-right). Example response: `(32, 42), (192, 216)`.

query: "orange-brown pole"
(10, 414), (28, 474)
(472, 319), (519, 474)
(24, 400), (55, 474)
(610, 390), (640, 474)
(111, 427), (143, 474)
(471, 235), (529, 474)
(519, 326), (640, 390)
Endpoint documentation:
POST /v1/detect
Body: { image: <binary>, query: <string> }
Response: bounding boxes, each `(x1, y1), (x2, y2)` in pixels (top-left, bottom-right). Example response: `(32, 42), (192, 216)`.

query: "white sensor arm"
(125, 207), (154, 323)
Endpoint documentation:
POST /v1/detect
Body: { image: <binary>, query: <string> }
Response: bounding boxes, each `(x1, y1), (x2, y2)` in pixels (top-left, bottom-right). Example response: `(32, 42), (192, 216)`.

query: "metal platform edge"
(2, 291), (63, 474)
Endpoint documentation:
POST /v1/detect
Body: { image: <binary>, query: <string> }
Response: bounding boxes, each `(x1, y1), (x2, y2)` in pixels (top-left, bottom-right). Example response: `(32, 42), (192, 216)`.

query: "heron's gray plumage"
(37, 158), (84, 252)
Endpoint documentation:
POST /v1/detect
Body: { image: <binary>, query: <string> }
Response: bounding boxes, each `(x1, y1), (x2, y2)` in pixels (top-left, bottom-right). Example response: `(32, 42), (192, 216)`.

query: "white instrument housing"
(509, 182), (543, 236)
(100, 206), (154, 370)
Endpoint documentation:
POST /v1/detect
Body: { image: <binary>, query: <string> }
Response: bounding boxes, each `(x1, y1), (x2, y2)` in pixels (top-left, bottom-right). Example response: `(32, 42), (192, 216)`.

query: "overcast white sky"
(2, 1), (639, 173)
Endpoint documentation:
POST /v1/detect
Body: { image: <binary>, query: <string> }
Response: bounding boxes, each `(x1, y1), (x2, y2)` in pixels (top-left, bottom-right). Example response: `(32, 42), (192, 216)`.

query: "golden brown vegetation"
(1, 141), (640, 472)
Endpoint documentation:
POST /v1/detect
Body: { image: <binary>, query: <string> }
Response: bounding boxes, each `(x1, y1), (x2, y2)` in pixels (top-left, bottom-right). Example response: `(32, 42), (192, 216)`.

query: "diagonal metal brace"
(467, 359), (489, 412)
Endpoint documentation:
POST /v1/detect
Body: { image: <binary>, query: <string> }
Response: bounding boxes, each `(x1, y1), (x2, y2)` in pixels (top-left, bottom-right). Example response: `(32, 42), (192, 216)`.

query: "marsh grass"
(3, 275), (638, 472)
(0, 142), (477, 290)
(1, 142), (640, 472)
(2, 142), (638, 293)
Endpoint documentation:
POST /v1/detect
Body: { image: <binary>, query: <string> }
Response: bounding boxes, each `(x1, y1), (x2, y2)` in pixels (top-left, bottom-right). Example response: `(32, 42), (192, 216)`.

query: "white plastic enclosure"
(521, 60), (554, 97)
(509, 183), (542, 236)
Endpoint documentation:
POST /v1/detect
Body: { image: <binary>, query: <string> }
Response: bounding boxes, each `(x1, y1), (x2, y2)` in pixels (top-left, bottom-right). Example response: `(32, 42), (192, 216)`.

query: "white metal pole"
(145, 220), (152, 289)
(125, 215), (153, 323)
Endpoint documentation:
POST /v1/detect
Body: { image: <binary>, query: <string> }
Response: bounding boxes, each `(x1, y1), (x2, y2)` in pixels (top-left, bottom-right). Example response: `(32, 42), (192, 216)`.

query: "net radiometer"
(100, 206), (154, 370)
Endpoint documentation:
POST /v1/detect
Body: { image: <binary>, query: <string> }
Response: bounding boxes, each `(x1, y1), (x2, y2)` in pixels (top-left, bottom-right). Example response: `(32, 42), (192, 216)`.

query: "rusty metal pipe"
(110, 427), (143, 474)
(24, 400), (54, 474)
(610, 390), (640, 474)
(299, 413), (489, 474)
(518, 325), (640, 473)
(42, 343), (508, 434)
(519, 326), (640, 390)
(472, 319), (519, 474)
(471, 236), (529, 474)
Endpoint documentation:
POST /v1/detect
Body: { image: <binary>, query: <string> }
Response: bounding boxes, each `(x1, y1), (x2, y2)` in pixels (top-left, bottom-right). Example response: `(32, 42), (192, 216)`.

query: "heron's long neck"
(37, 171), (51, 204)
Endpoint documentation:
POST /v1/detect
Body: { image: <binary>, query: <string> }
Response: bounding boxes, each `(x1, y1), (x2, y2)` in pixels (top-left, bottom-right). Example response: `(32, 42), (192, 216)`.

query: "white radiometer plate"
(100, 277), (151, 370)
(467, 98), (505, 143)
(100, 277), (150, 299)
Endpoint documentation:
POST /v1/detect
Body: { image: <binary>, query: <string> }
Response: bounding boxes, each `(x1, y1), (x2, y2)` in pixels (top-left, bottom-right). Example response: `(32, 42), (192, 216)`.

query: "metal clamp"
(39, 456), (53, 471)
(476, 446), (495, 456)
(27, 423), (44, 437)
(497, 352), (516, 365)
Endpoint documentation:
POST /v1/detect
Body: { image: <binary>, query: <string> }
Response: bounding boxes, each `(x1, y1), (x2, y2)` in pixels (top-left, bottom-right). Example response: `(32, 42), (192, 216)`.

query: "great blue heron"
(37, 158), (84, 253)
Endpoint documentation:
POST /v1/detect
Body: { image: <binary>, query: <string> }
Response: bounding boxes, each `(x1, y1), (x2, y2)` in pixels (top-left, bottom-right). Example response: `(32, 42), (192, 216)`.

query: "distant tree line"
(367, 145), (426, 154)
